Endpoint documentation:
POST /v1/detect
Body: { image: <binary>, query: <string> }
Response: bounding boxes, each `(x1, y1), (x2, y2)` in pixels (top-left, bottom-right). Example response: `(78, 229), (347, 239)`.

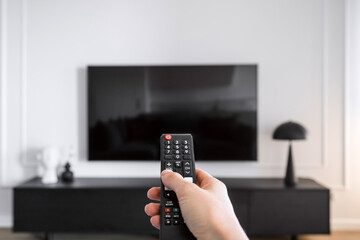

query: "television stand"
(13, 177), (329, 239)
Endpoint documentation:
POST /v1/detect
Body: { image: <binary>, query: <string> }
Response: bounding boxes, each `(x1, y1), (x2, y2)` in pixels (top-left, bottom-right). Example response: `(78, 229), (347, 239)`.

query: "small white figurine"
(37, 147), (60, 184)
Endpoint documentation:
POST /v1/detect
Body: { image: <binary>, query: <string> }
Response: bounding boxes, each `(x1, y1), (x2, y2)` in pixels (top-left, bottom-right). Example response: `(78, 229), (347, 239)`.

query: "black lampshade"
(273, 121), (307, 140)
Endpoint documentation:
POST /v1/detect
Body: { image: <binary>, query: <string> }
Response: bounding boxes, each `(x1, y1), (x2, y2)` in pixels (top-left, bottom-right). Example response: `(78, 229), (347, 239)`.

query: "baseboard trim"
(332, 218), (360, 230)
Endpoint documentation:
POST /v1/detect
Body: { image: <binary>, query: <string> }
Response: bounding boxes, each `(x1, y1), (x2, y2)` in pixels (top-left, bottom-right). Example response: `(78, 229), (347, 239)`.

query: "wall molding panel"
(0, 0), (8, 186)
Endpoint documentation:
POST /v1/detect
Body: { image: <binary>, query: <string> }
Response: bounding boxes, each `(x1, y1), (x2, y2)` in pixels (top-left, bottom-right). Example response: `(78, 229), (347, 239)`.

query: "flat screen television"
(88, 65), (257, 161)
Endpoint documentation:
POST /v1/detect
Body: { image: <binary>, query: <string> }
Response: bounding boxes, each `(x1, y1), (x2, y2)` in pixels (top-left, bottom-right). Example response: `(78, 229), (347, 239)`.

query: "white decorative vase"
(37, 147), (60, 184)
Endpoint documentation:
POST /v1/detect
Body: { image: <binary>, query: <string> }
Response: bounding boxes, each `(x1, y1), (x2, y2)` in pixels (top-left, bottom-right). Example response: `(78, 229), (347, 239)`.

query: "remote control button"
(164, 155), (172, 160)
(173, 214), (180, 219)
(172, 208), (180, 213)
(165, 219), (171, 225)
(174, 155), (180, 160)
(173, 150), (180, 154)
(165, 201), (174, 207)
(175, 169), (182, 175)
(165, 214), (171, 219)
(183, 155), (191, 160)
(164, 191), (175, 198)
(173, 140), (180, 144)
(184, 171), (192, 177)
(183, 150), (190, 154)
(165, 145), (171, 149)
(184, 162), (192, 177)
(165, 150), (171, 154)
(164, 140), (171, 145)
(184, 177), (193, 183)
(182, 145), (189, 150)
(175, 161), (182, 168)
(173, 219), (180, 225)
(173, 145), (180, 150)
(164, 208), (171, 213)
(165, 135), (172, 140)
(165, 162), (173, 168)
(182, 140), (188, 144)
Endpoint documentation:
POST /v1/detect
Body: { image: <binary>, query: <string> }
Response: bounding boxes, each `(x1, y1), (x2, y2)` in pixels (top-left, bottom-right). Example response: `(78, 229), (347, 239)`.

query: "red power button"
(165, 134), (172, 140)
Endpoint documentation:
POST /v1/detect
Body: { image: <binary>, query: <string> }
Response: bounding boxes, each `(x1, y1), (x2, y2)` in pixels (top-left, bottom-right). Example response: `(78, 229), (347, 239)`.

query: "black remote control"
(160, 134), (196, 240)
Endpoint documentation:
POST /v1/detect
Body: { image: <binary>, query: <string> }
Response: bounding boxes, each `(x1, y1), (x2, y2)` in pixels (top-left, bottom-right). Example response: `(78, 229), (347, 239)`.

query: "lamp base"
(284, 142), (297, 187)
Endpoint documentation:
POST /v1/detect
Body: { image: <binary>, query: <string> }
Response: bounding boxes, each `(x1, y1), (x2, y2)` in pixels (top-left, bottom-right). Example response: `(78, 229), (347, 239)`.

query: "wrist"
(205, 216), (248, 240)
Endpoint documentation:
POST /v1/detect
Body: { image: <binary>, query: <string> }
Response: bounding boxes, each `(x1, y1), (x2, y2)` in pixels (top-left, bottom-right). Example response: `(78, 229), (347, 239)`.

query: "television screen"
(88, 65), (257, 161)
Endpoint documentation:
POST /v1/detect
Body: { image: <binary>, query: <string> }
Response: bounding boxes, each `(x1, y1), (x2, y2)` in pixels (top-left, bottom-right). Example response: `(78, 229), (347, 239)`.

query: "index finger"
(195, 168), (216, 189)
(147, 187), (160, 201)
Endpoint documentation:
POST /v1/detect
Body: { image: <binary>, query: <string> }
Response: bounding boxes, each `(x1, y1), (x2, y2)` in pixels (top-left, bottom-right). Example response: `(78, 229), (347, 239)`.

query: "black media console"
(13, 177), (330, 240)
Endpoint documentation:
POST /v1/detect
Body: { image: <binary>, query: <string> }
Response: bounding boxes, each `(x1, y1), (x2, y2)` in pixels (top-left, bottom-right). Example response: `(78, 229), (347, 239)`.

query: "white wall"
(1, 0), (359, 230)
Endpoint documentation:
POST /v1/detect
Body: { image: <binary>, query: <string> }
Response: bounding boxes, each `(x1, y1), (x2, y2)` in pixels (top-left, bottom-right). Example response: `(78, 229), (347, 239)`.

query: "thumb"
(161, 170), (192, 195)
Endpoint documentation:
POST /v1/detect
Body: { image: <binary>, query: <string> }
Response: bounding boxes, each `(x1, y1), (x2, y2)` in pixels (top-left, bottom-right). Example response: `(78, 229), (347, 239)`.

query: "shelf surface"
(15, 177), (328, 190)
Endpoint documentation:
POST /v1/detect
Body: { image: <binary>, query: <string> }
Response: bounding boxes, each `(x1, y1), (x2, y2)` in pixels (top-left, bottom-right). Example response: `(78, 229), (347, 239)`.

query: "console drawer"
(248, 190), (329, 235)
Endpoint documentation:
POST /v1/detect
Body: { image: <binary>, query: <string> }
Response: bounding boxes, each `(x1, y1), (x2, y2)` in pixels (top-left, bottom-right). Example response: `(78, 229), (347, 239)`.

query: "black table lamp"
(273, 121), (307, 187)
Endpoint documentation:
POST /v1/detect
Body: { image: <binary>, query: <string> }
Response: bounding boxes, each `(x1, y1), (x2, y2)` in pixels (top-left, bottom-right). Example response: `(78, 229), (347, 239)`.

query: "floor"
(1, 229), (360, 240)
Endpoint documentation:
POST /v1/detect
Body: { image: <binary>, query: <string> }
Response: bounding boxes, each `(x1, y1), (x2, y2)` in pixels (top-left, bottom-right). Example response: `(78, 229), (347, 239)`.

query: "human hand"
(145, 169), (248, 240)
